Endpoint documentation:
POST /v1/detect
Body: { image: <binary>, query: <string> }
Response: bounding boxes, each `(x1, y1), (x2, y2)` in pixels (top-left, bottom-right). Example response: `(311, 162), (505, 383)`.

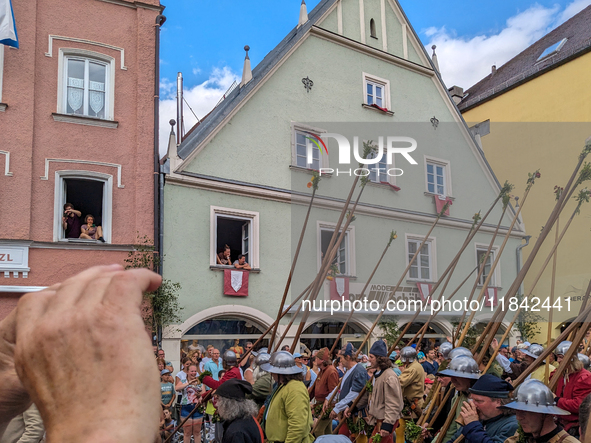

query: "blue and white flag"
(0, 0), (18, 48)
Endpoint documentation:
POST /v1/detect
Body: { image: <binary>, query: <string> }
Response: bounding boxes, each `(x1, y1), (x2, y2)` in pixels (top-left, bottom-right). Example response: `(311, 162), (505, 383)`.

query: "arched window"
(370, 18), (377, 39)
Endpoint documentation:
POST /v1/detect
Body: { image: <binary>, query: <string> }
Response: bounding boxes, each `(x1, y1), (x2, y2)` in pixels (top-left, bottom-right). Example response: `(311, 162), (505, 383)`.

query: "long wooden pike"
(544, 211), (560, 382)
(434, 396), (462, 443)
(478, 143), (591, 355)
(268, 173), (320, 350)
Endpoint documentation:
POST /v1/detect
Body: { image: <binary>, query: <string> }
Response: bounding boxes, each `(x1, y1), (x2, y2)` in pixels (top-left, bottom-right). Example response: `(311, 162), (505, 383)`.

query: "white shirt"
(495, 353), (513, 373)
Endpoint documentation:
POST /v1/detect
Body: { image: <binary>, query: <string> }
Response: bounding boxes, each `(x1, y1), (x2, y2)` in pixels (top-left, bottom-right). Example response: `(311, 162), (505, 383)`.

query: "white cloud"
(159, 67), (239, 158)
(425, 0), (591, 90)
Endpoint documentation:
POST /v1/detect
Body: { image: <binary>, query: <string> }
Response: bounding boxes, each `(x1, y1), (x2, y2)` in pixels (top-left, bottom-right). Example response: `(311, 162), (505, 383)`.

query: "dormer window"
(370, 19), (377, 39)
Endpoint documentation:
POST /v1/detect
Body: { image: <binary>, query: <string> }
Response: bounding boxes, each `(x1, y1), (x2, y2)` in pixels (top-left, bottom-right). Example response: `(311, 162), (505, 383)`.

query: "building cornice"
(166, 172), (525, 238)
(94, 0), (164, 12)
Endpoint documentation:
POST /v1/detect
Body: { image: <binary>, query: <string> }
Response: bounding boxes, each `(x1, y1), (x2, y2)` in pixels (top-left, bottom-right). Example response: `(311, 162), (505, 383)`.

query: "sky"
(158, 0), (591, 156)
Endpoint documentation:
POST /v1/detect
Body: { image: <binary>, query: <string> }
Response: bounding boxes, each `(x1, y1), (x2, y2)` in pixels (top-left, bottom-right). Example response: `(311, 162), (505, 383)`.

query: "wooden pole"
(545, 216), (560, 383)
(268, 175), (319, 350)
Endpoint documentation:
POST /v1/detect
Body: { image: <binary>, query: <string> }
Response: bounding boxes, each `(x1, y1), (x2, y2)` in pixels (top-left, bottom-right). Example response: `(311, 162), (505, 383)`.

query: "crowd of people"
(3, 265), (591, 443)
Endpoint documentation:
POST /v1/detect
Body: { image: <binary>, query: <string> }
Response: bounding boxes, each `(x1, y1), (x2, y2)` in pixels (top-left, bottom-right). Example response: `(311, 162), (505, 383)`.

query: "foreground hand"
(421, 425), (431, 438)
(0, 309), (31, 424)
(344, 407), (351, 418)
(14, 264), (162, 443)
(380, 429), (391, 438)
(329, 410), (338, 420)
(460, 400), (479, 425)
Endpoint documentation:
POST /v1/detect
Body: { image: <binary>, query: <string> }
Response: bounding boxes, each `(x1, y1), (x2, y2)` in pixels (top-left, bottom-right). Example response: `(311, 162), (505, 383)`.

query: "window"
(476, 245), (500, 287)
(537, 38), (567, 62)
(57, 49), (115, 120)
(366, 144), (390, 184)
(54, 171), (113, 243)
(406, 235), (436, 282)
(370, 19), (377, 39)
(424, 156), (452, 197)
(291, 124), (327, 171)
(317, 222), (356, 277)
(210, 207), (259, 268)
(362, 73), (391, 110)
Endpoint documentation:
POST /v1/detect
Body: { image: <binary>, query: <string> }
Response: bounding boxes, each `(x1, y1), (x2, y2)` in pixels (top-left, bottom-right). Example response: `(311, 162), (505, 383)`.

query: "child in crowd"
(160, 408), (176, 441)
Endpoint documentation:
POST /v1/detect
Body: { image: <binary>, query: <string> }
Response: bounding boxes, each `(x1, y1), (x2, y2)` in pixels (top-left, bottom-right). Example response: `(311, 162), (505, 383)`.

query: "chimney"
(240, 45), (252, 87)
(448, 85), (464, 105)
(491, 65), (497, 75)
(431, 45), (440, 72)
(298, 0), (309, 29)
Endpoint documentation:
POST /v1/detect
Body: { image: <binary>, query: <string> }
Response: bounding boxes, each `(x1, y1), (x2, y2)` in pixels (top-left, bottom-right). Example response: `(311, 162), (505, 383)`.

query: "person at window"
(80, 214), (105, 242)
(233, 254), (252, 270)
(62, 202), (82, 238)
(217, 245), (232, 265)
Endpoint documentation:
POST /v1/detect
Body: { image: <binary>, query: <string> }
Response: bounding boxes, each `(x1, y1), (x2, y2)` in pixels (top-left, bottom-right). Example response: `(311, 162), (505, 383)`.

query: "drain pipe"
(154, 13), (166, 275)
(516, 235), (531, 296)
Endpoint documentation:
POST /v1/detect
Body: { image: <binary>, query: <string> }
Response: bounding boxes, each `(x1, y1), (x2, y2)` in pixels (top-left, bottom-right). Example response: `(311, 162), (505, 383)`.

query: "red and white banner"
(224, 269), (249, 297)
(484, 287), (498, 307)
(434, 195), (453, 216)
(330, 277), (349, 300)
(417, 282), (432, 304)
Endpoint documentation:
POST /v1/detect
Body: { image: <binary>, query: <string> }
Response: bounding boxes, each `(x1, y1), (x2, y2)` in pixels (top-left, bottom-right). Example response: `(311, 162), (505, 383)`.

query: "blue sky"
(158, 0), (591, 153)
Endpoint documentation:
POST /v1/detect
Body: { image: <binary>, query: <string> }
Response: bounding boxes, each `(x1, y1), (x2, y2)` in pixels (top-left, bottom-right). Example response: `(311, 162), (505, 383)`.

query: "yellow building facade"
(459, 7), (591, 341)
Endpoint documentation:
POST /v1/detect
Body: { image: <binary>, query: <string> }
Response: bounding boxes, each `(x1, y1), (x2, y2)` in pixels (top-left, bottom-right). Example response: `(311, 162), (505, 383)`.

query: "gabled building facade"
(458, 6), (591, 340)
(0, 0), (163, 319)
(162, 0), (524, 366)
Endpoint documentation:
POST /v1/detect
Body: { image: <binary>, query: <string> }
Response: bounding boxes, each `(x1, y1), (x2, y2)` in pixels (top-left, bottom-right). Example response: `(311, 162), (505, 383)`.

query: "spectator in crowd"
(160, 408), (176, 442)
(234, 254), (252, 270)
(281, 345), (290, 352)
(201, 350), (243, 391)
(79, 214), (105, 242)
(214, 379), (263, 443)
(204, 349), (223, 380)
(243, 356), (256, 385)
(160, 369), (175, 409)
(200, 345), (214, 372)
(217, 245), (232, 265)
(175, 364), (204, 443)
(309, 347), (339, 437)
(360, 354), (370, 368)
(309, 352), (320, 385)
(421, 347), (440, 376)
(157, 357), (166, 372)
(158, 349), (174, 373)
(61, 202), (82, 238)
(293, 353), (311, 382)
(188, 351), (202, 374)
(188, 339), (205, 353)
(240, 342), (254, 373)
(0, 404), (44, 443)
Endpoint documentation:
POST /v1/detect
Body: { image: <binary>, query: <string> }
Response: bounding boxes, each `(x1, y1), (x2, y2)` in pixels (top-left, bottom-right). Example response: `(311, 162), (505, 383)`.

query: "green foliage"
(359, 140), (377, 186)
(198, 370), (212, 383)
(379, 319), (401, 348)
(124, 235), (183, 331)
(452, 321), (478, 349)
(514, 299), (543, 341)
(405, 420), (423, 441)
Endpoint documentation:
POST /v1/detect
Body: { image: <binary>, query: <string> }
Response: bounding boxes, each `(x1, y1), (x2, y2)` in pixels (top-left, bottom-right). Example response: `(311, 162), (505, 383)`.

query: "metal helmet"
(448, 347), (473, 360)
(222, 349), (238, 366)
(255, 352), (271, 367)
(522, 344), (544, 359)
(437, 355), (481, 379)
(439, 342), (453, 359)
(578, 353), (591, 370)
(400, 346), (417, 363)
(555, 341), (572, 357)
(501, 379), (569, 415)
(251, 347), (268, 357)
(260, 351), (302, 375)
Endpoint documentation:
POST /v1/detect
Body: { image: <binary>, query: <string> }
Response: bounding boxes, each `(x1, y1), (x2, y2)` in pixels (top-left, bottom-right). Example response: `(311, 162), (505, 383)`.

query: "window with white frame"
(424, 157), (452, 196)
(406, 237), (434, 281)
(366, 143), (391, 184)
(54, 171), (113, 243)
(210, 207), (259, 268)
(318, 222), (356, 277)
(362, 73), (391, 110)
(291, 124), (327, 171)
(58, 49), (115, 120)
(476, 246), (499, 287)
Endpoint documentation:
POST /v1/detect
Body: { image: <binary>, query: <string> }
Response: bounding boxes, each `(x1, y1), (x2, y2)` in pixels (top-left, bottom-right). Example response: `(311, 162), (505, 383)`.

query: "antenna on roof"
(431, 45), (440, 73)
(240, 45), (252, 87)
(298, 0), (309, 29)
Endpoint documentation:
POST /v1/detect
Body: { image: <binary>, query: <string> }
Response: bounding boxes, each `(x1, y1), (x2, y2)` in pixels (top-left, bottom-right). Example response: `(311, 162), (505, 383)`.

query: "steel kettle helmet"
(251, 347), (268, 357)
(222, 349), (238, 366)
(501, 379), (569, 415)
(439, 342), (453, 359)
(260, 351), (302, 375)
(578, 353), (591, 370)
(522, 344), (544, 359)
(437, 355), (480, 379)
(448, 347), (473, 360)
(255, 352), (271, 367)
(400, 346), (417, 363)
(555, 341), (572, 357)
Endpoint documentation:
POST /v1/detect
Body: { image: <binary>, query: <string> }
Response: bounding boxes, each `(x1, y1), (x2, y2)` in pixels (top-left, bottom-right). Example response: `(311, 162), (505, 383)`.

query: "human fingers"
(45, 264), (123, 311)
(101, 268), (162, 312)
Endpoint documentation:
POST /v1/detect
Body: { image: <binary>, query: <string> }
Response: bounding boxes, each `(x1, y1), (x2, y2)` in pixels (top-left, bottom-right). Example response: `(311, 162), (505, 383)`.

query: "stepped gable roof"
(458, 5), (591, 111)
